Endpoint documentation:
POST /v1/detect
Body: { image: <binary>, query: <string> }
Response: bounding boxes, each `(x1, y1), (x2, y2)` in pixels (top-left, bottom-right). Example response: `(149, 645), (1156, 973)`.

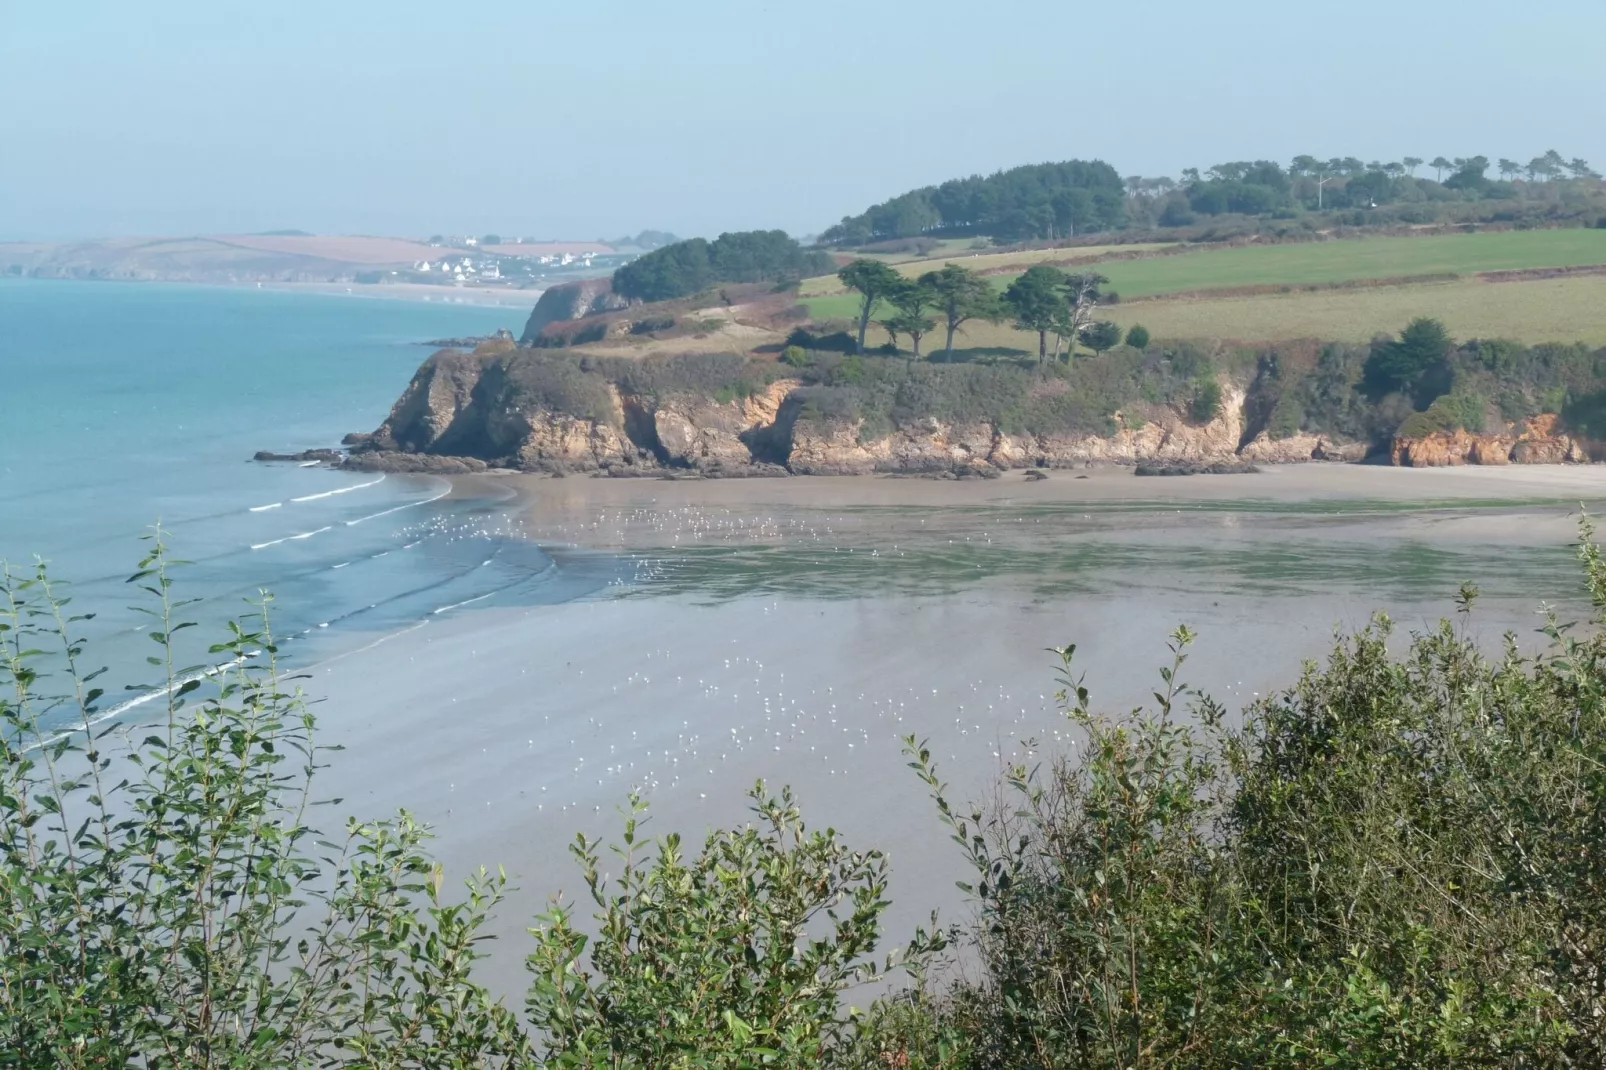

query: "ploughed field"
(801, 228), (1606, 346)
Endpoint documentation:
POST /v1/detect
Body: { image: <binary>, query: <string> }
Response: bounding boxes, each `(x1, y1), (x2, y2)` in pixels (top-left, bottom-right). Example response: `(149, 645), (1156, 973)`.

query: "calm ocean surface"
(0, 280), (604, 715)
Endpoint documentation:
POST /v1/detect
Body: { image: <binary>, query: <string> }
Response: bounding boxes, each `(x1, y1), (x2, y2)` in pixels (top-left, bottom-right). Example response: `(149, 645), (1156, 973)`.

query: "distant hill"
(0, 234), (454, 283)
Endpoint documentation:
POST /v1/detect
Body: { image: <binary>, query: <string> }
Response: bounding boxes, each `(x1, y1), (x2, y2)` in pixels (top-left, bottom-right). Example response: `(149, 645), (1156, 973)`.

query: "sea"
(0, 279), (607, 723)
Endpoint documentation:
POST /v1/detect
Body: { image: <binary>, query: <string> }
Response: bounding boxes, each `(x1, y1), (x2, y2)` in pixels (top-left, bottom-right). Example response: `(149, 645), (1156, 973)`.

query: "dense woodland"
(610, 229), (834, 301)
(822, 151), (1606, 245)
(821, 160), (1130, 245)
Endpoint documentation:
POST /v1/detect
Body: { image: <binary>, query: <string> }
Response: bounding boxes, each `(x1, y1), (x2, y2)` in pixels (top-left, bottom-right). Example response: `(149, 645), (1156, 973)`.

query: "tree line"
(822, 151), (1602, 244)
(611, 229), (834, 302)
(1123, 150), (1601, 225)
(836, 258), (1137, 362)
(821, 160), (1129, 247)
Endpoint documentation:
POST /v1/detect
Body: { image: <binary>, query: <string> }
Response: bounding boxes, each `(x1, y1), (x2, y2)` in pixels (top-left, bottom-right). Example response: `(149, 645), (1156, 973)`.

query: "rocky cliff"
(350, 349), (1600, 477)
(351, 350), (800, 475)
(786, 388), (1253, 475)
(519, 279), (631, 344)
(350, 355), (1289, 476)
(1391, 414), (1597, 467)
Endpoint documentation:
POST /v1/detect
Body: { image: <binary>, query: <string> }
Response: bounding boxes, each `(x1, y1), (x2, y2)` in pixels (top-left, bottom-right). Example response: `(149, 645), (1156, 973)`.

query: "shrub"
(0, 544), (532, 1065)
(1124, 324), (1150, 350)
(526, 786), (940, 1066)
(0, 545), (935, 1066)
(571, 322), (607, 345)
(1267, 389), (1305, 437)
(781, 344), (811, 368)
(629, 314), (676, 335)
(1395, 391), (1487, 437)
(902, 527), (1606, 1065)
(1189, 378), (1224, 422)
(1078, 320), (1123, 355)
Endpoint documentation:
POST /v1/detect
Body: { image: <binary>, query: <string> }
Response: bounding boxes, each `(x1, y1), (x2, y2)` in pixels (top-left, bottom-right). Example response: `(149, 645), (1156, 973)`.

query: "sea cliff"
(348, 347), (1365, 476)
(345, 340), (1606, 477)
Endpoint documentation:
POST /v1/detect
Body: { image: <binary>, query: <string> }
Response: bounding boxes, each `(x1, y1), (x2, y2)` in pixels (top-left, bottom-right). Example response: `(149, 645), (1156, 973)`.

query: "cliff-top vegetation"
(371, 322), (1606, 477)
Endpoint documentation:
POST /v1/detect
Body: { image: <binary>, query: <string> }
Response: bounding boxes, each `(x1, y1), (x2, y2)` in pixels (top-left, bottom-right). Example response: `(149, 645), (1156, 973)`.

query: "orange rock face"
(1392, 414), (1595, 467)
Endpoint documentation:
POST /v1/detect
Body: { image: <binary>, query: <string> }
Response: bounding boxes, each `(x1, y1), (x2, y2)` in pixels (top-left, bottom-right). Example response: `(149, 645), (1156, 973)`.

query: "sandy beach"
(305, 463), (1606, 995)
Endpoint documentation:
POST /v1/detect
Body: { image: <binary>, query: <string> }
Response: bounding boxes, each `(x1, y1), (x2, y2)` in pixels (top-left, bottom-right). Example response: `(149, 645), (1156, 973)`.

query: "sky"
(3, 0), (1603, 242)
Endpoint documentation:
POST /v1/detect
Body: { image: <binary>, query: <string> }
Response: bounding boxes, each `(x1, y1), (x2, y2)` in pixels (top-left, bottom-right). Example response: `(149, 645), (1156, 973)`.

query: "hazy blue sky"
(4, 0), (1602, 241)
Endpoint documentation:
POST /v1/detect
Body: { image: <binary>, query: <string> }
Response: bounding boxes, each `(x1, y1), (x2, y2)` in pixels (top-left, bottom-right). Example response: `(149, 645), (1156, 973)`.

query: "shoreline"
(299, 462), (1606, 997)
(0, 273), (542, 309)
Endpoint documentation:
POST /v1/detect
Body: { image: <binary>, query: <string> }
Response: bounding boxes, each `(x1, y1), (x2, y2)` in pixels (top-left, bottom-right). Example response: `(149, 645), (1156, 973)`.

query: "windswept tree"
(1051, 272), (1110, 360)
(1498, 158), (1522, 182)
(837, 259), (904, 355)
(1568, 157), (1600, 180)
(1004, 265), (1068, 363)
(920, 263), (1004, 359)
(879, 279), (937, 358)
(1403, 155), (1424, 176)
(1430, 156), (1452, 181)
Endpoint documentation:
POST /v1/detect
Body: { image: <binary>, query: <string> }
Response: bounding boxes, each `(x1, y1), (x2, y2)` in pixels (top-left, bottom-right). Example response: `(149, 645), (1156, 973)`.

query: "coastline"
(0, 273), (541, 309)
(302, 463), (1606, 997)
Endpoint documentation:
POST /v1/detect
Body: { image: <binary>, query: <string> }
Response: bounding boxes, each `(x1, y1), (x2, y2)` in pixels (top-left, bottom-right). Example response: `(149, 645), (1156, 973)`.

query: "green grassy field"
(1093, 229), (1606, 299)
(1104, 274), (1606, 345)
(889, 241), (1176, 279)
(801, 229), (1606, 342)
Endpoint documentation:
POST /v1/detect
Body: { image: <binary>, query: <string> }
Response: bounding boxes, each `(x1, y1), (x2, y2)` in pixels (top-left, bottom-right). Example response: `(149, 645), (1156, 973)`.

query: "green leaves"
(526, 781), (933, 1067)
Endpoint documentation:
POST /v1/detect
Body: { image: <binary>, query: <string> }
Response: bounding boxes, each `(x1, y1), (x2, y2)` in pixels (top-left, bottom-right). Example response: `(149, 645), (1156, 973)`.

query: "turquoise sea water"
(0, 280), (602, 712)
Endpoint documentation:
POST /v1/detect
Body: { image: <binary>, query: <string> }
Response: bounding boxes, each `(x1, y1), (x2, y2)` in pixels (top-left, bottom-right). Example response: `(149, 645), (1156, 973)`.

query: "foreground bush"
(904, 528), (1606, 1067)
(6, 526), (1606, 1065)
(0, 539), (922, 1067)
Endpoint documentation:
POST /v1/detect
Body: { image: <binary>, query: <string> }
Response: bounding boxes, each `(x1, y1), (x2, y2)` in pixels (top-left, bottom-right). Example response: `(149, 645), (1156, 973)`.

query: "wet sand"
(305, 463), (1606, 995)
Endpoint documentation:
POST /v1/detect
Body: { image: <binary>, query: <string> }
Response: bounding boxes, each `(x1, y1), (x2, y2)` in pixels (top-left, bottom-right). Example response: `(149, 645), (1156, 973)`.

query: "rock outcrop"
(1239, 431), (1369, 464)
(786, 389), (1253, 475)
(1391, 414), (1596, 467)
(354, 354), (803, 475)
(352, 350), (1600, 478)
(519, 279), (631, 343)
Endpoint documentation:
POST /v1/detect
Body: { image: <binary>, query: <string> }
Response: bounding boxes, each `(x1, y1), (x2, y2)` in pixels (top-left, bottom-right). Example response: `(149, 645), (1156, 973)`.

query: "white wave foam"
(30, 651), (259, 751)
(251, 525), (332, 550)
(344, 485), (450, 526)
(331, 561), (350, 569)
(432, 591), (495, 615)
(249, 502), (282, 513)
(290, 474), (385, 503)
